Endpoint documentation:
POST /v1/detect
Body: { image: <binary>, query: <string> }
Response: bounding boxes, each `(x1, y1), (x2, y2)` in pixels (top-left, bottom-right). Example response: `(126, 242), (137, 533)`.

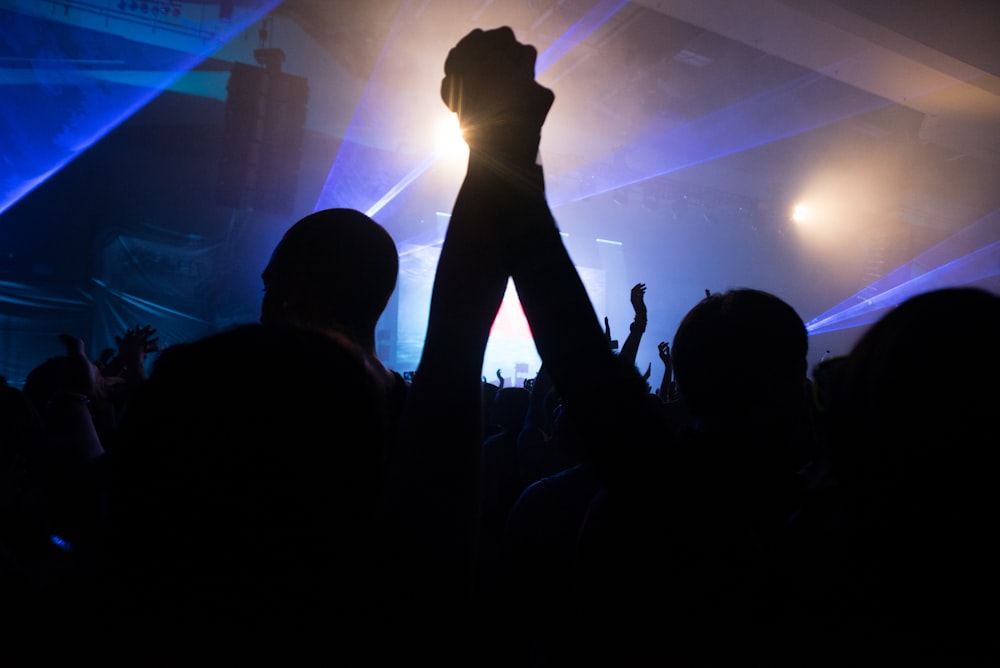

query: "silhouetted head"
(491, 386), (531, 433)
(821, 287), (1000, 652)
(834, 286), (1000, 480)
(671, 288), (808, 428)
(261, 208), (398, 345)
(106, 323), (389, 644)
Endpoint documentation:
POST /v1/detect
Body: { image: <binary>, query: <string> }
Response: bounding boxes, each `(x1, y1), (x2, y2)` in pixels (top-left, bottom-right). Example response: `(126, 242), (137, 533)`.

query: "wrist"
(465, 156), (547, 206)
(468, 146), (543, 177)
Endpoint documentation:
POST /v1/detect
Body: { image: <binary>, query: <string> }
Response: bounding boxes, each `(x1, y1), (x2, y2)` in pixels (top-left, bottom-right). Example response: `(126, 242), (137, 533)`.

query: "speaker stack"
(216, 49), (308, 216)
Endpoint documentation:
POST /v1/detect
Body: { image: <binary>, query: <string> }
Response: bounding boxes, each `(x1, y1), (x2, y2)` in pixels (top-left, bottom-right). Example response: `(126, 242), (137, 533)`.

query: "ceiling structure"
(264, 0), (1000, 232)
(5, 0), (997, 240)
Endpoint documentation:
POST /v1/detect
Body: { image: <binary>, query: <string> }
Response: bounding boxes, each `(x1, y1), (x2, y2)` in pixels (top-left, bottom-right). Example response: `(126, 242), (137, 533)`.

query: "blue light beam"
(535, 0), (629, 76)
(312, 0), (423, 214)
(547, 68), (891, 208)
(806, 208), (1000, 334)
(0, 2), (282, 216)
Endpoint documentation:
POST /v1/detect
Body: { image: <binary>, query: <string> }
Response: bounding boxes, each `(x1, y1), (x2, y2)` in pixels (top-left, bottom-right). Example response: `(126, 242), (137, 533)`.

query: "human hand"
(110, 324), (161, 380)
(115, 323), (161, 358)
(58, 334), (125, 401)
(441, 26), (554, 164)
(658, 341), (671, 366)
(642, 362), (652, 383)
(496, 368), (505, 388)
(630, 283), (648, 321)
(604, 317), (618, 351)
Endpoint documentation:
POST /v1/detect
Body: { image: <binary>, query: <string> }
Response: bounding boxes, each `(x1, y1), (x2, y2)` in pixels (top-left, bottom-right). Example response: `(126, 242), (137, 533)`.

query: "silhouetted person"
(477, 384), (531, 605)
(480, 385), (532, 538)
(96, 323), (393, 660)
(20, 335), (118, 556)
(570, 287), (817, 665)
(0, 377), (52, 636)
(261, 207), (402, 388)
(260, 207), (408, 468)
(379, 25), (650, 666)
(786, 286), (1000, 663)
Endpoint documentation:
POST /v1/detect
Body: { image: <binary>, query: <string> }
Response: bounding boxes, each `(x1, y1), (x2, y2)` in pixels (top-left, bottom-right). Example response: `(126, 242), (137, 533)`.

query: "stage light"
(435, 113), (468, 157)
(317, 0), (627, 216)
(792, 203), (810, 223)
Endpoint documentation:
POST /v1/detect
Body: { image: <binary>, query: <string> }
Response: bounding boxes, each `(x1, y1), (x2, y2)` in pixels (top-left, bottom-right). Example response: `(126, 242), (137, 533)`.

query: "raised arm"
(24, 334), (117, 467)
(617, 282), (648, 368)
(656, 340), (676, 401)
(385, 27), (650, 649)
(383, 26), (557, 639)
(102, 323), (161, 387)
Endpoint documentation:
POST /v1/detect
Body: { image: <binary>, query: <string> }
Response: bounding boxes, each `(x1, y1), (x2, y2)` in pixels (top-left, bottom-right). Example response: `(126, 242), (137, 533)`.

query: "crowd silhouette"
(2, 24), (999, 666)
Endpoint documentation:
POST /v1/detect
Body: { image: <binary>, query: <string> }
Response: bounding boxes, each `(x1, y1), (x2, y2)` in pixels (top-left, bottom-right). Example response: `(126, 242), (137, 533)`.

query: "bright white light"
(435, 113), (468, 157)
(792, 203), (810, 223)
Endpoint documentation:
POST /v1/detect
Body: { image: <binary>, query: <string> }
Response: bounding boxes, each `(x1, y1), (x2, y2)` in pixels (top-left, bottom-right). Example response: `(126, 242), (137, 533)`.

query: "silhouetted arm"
(36, 335), (115, 467)
(383, 27), (541, 632)
(656, 340), (675, 401)
(385, 29), (650, 645)
(618, 282), (647, 369)
(102, 323), (161, 386)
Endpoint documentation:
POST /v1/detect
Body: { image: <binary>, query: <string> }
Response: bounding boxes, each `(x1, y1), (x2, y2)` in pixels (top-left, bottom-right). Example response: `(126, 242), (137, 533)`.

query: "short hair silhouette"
(260, 208), (398, 343)
(671, 287), (808, 424)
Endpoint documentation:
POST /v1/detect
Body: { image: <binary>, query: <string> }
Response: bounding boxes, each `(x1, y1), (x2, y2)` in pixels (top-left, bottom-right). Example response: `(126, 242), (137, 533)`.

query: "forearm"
(418, 205), (507, 385)
(618, 318), (646, 368)
(658, 372), (674, 401)
(43, 394), (105, 467)
(498, 160), (654, 491)
(386, 158), (512, 614)
(456, 160), (613, 404)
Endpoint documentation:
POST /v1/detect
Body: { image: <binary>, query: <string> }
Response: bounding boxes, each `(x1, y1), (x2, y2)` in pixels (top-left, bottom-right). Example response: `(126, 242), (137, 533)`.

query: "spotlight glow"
(547, 69), (891, 209)
(318, 0), (628, 219)
(435, 113), (468, 157)
(792, 203), (810, 223)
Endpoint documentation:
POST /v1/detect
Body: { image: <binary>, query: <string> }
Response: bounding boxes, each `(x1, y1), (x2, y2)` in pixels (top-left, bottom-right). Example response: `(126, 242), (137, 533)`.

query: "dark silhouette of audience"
(98, 323), (392, 658)
(783, 285), (1000, 663)
(260, 207), (399, 380)
(260, 207), (409, 460)
(480, 385), (531, 543)
(3, 24), (999, 668)
(560, 287), (815, 665)
(0, 376), (50, 626)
